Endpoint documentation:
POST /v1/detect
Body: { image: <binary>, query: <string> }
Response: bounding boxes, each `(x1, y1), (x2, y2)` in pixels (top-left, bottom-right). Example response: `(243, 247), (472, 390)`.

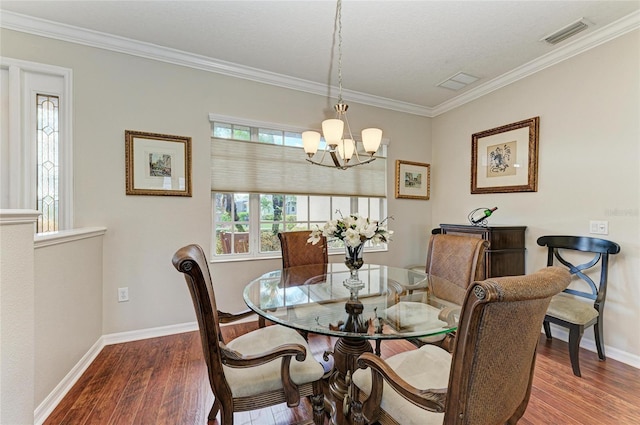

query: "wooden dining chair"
(278, 230), (328, 268)
(172, 244), (325, 425)
(275, 230), (330, 338)
(396, 234), (489, 352)
(422, 233), (490, 304)
(537, 235), (621, 377)
(351, 266), (571, 425)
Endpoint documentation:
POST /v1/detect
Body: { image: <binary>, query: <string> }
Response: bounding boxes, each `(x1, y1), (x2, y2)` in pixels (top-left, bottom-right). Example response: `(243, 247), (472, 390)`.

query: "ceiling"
(1, 1), (639, 116)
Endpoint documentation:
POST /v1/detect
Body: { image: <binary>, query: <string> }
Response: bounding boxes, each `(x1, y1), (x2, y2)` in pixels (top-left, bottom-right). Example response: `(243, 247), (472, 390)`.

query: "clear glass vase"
(344, 243), (365, 290)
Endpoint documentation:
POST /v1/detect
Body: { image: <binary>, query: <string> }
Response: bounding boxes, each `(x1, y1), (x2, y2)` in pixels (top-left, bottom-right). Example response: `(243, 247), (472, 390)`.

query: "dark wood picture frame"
(471, 117), (539, 194)
(125, 130), (192, 196)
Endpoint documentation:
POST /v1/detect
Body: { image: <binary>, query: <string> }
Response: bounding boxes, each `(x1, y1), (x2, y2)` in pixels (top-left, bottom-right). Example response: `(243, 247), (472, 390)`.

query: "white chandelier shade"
(322, 119), (344, 147)
(303, 0), (383, 170)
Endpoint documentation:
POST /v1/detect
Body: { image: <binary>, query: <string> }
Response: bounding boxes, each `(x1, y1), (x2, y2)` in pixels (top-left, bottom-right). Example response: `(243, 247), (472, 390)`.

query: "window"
(209, 115), (388, 260)
(0, 59), (72, 233)
(213, 193), (386, 257)
(36, 94), (60, 232)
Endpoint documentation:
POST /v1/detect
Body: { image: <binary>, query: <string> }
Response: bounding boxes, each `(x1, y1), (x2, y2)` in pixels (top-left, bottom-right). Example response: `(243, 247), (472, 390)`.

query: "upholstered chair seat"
(352, 345), (450, 425)
(223, 325), (325, 398)
(384, 297), (458, 343)
(546, 293), (599, 325)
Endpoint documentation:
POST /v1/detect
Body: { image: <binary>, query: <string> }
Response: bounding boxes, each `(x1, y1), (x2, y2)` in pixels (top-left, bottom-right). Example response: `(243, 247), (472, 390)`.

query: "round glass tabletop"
(243, 263), (460, 340)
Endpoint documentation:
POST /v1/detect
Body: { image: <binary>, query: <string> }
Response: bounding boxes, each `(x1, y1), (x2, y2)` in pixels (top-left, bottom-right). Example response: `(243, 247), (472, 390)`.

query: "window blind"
(211, 138), (386, 197)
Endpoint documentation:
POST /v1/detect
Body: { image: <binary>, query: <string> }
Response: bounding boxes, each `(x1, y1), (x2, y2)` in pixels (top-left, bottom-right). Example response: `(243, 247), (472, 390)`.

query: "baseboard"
(34, 321), (198, 425)
(542, 325), (640, 369)
(34, 338), (105, 425)
(101, 321), (198, 346)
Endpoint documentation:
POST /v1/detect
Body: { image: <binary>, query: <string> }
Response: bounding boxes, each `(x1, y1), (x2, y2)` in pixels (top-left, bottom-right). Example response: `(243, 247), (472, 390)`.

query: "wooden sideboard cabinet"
(438, 224), (527, 278)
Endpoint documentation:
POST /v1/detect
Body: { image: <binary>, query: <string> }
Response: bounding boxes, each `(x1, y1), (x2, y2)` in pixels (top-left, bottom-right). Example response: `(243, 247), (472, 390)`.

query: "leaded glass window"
(36, 94), (59, 233)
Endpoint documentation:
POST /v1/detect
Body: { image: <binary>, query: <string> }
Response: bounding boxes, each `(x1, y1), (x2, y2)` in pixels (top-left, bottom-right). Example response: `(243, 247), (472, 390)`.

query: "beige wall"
(0, 211), (38, 425)
(432, 30), (640, 360)
(0, 29), (432, 335)
(34, 233), (104, 405)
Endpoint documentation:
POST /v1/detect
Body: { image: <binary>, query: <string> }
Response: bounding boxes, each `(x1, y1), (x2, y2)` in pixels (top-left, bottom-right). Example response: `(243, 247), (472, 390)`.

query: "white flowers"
(307, 212), (393, 248)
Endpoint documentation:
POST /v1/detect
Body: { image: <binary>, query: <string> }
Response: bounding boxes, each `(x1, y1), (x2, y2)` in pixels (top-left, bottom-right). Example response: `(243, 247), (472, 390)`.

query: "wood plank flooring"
(44, 322), (640, 425)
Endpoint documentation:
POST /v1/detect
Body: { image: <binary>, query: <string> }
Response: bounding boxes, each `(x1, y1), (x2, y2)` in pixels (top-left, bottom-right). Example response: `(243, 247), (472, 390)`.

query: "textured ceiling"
(1, 1), (639, 115)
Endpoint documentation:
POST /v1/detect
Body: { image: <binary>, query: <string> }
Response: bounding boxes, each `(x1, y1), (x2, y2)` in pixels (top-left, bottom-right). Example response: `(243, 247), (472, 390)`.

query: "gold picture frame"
(471, 117), (539, 194)
(125, 130), (192, 196)
(395, 160), (430, 200)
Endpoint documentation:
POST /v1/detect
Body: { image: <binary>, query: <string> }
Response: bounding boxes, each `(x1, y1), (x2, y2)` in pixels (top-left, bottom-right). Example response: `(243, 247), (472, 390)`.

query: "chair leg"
(543, 320), (552, 339)
(594, 319), (606, 361)
(568, 326), (584, 377)
(208, 398), (221, 421)
(311, 380), (325, 425)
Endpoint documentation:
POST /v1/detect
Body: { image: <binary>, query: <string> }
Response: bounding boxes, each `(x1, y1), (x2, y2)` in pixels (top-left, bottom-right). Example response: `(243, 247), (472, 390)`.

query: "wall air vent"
(542, 18), (589, 45)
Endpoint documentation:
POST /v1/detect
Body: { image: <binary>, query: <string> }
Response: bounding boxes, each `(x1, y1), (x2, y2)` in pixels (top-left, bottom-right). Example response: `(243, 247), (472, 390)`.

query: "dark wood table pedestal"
(323, 297), (375, 425)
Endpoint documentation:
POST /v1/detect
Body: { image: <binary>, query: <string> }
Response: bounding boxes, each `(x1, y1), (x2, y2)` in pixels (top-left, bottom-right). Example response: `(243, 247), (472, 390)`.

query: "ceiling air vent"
(437, 72), (479, 91)
(542, 18), (589, 45)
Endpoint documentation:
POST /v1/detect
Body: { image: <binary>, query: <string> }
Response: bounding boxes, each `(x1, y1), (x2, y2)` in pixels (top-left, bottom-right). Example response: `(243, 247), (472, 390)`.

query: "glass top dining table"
(243, 263), (460, 341)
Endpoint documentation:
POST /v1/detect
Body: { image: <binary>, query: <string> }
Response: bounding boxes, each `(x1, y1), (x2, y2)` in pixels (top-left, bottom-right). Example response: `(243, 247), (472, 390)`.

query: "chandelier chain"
(301, 0), (382, 170)
(337, 0), (343, 104)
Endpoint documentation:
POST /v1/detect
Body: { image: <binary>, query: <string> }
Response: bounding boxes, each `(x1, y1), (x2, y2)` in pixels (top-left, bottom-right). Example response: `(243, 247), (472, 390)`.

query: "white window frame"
(1, 58), (73, 231)
(212, 192), (387, 261)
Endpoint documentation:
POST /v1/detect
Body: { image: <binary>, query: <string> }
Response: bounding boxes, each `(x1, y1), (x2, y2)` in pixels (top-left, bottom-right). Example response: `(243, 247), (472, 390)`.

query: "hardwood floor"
(44, 322), (640, 425)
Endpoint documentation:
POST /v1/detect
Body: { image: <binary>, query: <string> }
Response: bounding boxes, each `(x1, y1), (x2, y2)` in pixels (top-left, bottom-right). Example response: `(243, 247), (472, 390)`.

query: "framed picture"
(395, 160), (430, 200)
(471, 117), (539, 194)
(125, 130), (192, 196)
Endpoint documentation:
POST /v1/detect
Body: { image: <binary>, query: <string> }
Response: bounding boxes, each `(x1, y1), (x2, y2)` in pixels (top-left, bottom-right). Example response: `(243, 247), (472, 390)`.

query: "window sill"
(209, 247), (388, 264)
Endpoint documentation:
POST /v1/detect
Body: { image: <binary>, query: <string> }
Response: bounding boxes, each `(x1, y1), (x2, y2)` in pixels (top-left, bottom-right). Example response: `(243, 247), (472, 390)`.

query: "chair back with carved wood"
(353, 266), (571, 425)
(444, 267), (570, 424)
(173, 244), (325, 425)
(172, 245), (233, 412)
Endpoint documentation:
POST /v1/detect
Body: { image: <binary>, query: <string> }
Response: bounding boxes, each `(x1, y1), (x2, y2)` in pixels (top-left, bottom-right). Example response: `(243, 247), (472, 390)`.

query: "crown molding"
(0, 11), (433, 116)
(2, 9), (638, 118)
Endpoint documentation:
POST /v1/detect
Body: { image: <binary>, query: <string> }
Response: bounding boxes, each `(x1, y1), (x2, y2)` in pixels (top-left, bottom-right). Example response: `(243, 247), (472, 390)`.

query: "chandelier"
(302, 0), (383, 170)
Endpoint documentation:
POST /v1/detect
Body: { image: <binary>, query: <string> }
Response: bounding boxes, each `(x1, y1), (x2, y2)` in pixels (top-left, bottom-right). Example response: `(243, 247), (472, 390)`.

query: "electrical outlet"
(589, 220), (608, 235)
(118, 287), (129, 302)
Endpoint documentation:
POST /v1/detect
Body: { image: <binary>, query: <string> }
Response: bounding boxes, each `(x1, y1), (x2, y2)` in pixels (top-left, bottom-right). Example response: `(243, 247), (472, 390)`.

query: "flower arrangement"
(307, 211), (393, 248)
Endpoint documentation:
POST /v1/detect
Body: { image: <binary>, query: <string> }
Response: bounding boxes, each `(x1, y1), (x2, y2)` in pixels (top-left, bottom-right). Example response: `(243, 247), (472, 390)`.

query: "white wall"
(0, 29), (432, 336)
(432, 30), (640, 360)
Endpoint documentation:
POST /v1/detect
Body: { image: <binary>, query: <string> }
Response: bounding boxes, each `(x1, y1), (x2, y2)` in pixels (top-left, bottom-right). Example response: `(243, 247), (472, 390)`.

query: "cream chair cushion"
(546, 292), (599, 325)
(385, 296), (459, 344)
(224, 325), (325, 398)
(352, 345), (451, 425)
